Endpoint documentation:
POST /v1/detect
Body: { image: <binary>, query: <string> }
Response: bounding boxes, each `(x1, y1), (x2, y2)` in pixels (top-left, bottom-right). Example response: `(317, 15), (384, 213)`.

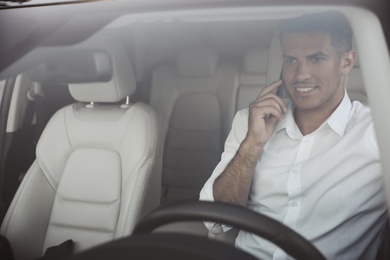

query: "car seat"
(0, 36), (163, 260)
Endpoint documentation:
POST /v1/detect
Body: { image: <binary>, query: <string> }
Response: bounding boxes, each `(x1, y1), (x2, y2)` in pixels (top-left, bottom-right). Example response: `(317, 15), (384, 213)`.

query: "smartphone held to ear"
(276, 81), (284, 97)
(276, 73), (284, 97)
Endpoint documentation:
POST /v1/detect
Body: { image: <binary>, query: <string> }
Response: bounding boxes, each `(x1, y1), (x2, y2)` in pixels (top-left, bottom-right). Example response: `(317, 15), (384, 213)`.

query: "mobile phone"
(276, 72), (284, 98)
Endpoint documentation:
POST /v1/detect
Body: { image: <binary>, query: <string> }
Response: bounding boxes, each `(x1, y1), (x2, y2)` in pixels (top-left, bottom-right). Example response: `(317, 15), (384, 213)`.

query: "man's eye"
(311, 56), (325, 62)
(284, 58), (296, 63)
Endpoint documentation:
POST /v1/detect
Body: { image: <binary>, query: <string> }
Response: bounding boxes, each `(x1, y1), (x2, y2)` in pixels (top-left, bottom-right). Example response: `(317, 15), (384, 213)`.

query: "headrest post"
(120, 96), (131, 109)
(86, 101), (95, 108)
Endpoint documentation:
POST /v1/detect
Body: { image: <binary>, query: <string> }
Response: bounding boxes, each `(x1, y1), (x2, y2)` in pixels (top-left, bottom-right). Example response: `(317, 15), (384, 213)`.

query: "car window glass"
(0, 80), (5, 106)
(0, 3), (389, 259)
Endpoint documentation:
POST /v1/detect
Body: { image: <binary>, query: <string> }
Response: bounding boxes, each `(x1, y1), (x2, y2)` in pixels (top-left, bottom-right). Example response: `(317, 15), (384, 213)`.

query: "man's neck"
(294, 109), (329, 136)
(294, 97), (344, 136)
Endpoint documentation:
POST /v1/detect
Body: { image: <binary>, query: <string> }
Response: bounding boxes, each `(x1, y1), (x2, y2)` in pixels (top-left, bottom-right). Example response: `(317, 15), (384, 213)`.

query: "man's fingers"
(257, 79), (283, 99)
(257, 93), (287, 113)
(259, 106), (283, 120)
(250, 103), (283, 121)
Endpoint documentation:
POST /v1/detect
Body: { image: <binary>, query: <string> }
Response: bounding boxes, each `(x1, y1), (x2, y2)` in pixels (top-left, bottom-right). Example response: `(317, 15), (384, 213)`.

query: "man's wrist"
(239, 137), (264, 164)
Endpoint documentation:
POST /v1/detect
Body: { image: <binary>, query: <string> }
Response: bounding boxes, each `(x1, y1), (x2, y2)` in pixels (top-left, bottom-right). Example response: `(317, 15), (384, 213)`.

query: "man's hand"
(213, 80), (287, 206)
(246, 80), (287, 147)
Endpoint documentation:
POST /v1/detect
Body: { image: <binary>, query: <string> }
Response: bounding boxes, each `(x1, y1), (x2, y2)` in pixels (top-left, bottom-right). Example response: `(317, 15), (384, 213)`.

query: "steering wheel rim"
(133, 201), (326, 260)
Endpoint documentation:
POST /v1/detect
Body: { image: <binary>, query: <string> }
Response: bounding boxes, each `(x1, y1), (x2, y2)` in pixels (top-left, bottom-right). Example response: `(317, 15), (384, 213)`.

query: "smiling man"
(200, 11), (387, 259)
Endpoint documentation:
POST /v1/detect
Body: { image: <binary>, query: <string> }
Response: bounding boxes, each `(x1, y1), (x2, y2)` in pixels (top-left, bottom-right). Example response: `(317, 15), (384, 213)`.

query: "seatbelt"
(26, 83), (45, 143)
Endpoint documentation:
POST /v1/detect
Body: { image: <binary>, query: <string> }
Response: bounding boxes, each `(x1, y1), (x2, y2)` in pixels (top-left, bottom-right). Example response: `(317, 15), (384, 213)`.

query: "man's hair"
(278, 11), (353, 55)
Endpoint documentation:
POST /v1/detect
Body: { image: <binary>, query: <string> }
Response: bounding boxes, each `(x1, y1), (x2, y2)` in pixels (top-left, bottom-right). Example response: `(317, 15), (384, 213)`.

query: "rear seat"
(149, 47), (239, 204)
(237, 48), (269, 112)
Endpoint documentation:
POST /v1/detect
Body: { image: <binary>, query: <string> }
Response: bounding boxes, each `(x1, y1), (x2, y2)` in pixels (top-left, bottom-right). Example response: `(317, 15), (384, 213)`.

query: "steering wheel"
(68, 201), (326, 260)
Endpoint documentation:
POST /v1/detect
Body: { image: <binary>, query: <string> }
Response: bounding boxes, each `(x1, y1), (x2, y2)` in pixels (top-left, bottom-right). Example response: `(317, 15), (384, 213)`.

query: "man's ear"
(340, 50), (356, 75)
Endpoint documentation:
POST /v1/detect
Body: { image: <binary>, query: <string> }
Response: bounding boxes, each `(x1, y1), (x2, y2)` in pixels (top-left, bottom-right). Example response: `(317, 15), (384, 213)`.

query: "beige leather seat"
(1, 37), (163, 260)
(237, 48), (269, 111)
(347, 57), (368, 104)
(150, 47), (239, 204)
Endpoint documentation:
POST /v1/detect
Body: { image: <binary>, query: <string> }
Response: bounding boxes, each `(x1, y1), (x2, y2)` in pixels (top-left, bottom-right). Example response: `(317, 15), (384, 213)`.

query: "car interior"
(0, 3), (389, 260)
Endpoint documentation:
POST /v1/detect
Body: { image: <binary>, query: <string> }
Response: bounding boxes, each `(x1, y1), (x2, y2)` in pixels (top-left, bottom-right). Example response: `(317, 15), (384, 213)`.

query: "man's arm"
(213, 80), (286, 206)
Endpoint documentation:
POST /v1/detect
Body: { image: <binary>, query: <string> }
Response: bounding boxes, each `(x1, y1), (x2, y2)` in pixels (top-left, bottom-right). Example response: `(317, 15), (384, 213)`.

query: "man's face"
(281, 32), (354, 114)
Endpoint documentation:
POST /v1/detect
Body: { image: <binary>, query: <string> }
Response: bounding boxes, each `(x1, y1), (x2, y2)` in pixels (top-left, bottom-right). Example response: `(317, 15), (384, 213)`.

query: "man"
(199, 11), (387, 259)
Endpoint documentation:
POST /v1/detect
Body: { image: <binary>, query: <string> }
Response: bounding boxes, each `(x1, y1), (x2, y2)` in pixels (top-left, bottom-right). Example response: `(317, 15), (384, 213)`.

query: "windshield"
(0, 2), (390, 260)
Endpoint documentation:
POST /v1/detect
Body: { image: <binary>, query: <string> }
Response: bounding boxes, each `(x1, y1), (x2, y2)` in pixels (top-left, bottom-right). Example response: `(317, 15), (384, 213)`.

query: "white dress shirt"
(199, 92), (387, 259)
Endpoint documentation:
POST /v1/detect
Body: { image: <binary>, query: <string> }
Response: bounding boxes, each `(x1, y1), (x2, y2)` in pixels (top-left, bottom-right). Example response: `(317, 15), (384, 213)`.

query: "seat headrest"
(242, 49), (269, 74)
(240, 48), (269, 85)
(176, 47), (219, 77)
(266, 30), (283, 86)
(26, 48), (113, 84)
(266, 30), (292, 99)
(69, 36), (136, 103)
(347, 45), (362, 91)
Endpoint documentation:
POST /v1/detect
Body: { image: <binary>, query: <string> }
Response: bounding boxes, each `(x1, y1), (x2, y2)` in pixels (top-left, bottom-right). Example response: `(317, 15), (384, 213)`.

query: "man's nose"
(295, 62), (311, 82)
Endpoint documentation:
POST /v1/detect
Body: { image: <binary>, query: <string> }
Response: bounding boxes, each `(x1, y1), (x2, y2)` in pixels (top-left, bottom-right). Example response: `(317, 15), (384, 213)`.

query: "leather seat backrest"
(267, 30), (284, 90)
(346, 57), (368, 104)
(150, 47), (239, 204)
(237, 48), (269, 111)
(1, 36), (163, 260)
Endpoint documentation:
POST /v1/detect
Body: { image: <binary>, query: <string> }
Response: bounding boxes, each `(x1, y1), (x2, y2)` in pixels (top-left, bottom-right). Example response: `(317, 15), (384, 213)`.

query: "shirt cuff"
(199, 178), (233, 234)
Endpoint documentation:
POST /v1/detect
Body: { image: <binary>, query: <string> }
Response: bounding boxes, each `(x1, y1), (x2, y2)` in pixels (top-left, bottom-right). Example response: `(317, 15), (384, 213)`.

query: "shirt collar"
(274, 90), (352, 138)
(326, 90), (352, 136)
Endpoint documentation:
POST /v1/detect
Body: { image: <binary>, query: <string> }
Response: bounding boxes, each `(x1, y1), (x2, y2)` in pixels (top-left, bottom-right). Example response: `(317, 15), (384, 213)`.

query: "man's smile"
(291, 84), (318, 93)
(295, 87), (317, 93)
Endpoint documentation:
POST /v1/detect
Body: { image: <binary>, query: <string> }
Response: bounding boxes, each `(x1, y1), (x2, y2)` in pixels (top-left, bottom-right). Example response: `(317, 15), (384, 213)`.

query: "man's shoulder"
(348, 100), (379, 155)
(347, 100), (375, 134)
(350, 100), (372, 119)
(231, 108), (250, 134)
(235, 107), (249, 121)
(237, 107), (249, 114)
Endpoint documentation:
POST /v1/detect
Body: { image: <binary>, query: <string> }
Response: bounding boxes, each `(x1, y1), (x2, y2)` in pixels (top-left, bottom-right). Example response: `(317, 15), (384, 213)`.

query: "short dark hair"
(278, 11), (353, 55)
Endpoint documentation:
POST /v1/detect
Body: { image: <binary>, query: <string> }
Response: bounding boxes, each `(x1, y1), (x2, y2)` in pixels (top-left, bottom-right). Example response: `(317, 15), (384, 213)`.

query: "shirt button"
(292, 168), (298, 174)
(290, 201), (298, 207)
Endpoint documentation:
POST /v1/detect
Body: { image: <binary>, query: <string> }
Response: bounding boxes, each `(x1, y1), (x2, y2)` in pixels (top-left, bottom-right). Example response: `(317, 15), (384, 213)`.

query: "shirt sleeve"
(199, 108), (249, 234)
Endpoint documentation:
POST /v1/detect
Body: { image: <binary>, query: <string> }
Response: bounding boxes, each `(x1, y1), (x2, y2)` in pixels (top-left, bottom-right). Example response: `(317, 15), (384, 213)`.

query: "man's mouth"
(296, 87), (316, 93)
